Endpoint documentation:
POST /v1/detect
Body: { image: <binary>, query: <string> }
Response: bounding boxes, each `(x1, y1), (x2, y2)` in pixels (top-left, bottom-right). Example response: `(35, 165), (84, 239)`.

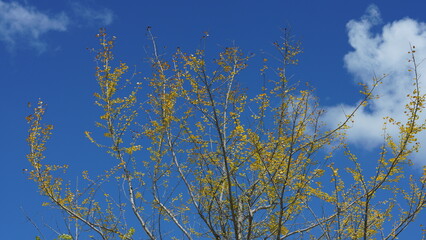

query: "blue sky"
(1, 0), (426, 239)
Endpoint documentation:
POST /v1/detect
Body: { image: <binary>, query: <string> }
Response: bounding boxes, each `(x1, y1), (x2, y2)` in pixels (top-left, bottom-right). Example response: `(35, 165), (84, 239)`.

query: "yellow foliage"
(24, 29), (426, 240)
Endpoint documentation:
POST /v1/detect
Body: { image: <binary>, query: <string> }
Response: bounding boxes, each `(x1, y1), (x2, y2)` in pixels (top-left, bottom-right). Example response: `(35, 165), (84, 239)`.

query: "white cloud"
(71, 3), (114, 26)
(0, 1), (114, 52)
(0, 1), (69, 51)
(324, 4), (426, 164)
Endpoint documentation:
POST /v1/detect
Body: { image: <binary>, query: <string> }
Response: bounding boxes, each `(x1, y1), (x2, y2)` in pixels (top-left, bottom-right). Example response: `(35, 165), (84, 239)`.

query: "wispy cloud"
(0, 1), (114, 52)
(71, 3), (114, 26)
(324, 4), (426, 164)
(0, 1), (69, 51)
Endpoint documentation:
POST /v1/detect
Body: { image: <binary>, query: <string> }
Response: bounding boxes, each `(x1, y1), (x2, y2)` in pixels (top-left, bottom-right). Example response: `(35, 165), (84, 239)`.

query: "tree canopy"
(26, 29), (426, 240)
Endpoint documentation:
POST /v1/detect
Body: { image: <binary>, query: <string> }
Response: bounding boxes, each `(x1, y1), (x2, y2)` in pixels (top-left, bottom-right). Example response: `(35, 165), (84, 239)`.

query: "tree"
(26, 29), (426, 239)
